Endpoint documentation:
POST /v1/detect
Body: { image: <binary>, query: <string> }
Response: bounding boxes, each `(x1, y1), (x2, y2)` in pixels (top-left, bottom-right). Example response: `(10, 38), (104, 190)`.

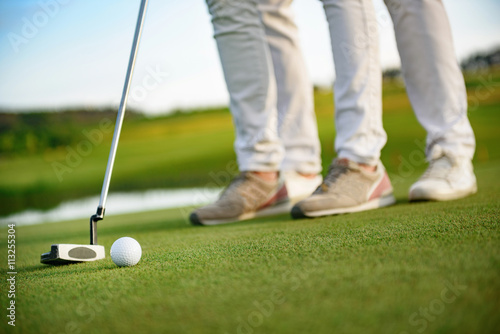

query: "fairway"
(1, 71), (500, 334)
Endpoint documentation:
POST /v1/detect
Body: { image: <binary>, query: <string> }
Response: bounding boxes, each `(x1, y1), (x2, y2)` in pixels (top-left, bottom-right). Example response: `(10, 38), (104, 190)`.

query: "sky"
(0, 0), (499, 115)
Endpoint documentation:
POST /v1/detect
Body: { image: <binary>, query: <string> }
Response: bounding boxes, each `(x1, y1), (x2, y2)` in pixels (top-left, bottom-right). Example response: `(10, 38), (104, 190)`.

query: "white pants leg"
(206, 0), (321, 173)
(384, 0), (475, 160)
(259, 0), (322, 174)
(207, 0), (282, 172)
(321, 0), (386, 166)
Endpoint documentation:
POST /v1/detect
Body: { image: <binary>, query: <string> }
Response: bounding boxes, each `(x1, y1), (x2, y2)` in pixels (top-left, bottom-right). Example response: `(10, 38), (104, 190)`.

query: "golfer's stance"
(190, 0), (476, 225)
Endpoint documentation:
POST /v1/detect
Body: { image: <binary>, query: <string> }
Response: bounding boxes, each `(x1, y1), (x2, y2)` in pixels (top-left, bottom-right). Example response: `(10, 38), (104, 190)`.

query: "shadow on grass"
(394, 196), (410, 205)
(8, 262), (118, 275)
(190, 213), (298, 230)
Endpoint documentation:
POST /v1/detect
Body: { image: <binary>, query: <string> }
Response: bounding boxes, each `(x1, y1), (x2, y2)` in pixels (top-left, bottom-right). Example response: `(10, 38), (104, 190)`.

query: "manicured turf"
(1, 161), (499, 334)
(1, 70), (499, 333)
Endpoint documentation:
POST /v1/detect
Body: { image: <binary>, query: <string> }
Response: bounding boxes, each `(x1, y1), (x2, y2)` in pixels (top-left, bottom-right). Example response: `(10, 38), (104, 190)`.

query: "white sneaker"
(283, 171), (323, 204)
(409, 145), (477, 202)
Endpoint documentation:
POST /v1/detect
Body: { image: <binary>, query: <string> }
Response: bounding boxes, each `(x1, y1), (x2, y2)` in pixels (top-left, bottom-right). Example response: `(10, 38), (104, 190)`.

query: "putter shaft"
(90, 0), (149, 243)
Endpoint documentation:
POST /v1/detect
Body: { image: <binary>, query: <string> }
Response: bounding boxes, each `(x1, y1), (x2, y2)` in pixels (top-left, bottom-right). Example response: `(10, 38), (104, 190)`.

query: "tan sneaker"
(189, 172), (290, 225)
(291, 159), (395, 218)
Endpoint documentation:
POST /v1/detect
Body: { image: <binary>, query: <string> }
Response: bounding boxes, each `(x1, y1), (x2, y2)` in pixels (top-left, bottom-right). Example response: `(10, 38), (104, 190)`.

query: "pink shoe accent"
(369, 172), (393, 201)
(259, 184), (289, 209)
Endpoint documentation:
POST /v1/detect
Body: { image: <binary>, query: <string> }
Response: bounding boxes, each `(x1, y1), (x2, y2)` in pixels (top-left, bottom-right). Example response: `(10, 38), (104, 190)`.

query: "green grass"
(0, 70), (500, 333)
(0, 164), (499, 334)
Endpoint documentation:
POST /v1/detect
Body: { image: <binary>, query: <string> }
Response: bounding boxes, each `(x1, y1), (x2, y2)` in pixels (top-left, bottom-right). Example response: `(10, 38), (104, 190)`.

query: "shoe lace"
(218, 173), (247, 200)
(315, 161), (350, 193)
(218, 173), (267, 206)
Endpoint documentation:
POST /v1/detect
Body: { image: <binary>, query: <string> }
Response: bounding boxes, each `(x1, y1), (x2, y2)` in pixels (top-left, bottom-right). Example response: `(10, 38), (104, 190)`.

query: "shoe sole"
(291, 194), (396, 219)
(190, 200), (291, 226)
(409, 184), (477, 202)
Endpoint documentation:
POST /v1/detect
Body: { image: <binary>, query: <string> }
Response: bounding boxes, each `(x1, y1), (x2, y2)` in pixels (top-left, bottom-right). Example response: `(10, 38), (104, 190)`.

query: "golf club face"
(41, 244), (105, 265)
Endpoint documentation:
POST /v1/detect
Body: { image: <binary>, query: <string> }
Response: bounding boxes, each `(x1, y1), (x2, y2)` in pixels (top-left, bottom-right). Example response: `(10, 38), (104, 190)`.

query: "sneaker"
(409, 146), (477, 201)
(283, 171), (323, 204)
(189, 172), (290, 225)
(291, 159), (395, 218)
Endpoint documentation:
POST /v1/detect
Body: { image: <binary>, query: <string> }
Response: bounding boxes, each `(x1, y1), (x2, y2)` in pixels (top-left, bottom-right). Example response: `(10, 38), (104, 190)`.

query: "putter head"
(41, 244), (105, 265)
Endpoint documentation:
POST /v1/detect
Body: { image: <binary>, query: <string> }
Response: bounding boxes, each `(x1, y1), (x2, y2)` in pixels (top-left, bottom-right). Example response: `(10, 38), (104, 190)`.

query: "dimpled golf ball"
(110, 237), (142, 267)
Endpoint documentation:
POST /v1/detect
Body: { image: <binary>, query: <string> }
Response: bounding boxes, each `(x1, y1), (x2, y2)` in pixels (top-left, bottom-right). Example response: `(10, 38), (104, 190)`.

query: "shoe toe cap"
(189, 201), (245, 224)
(291, 205), (307, 219)
(409, 179), (477, 201)
(189, 212), (203, 225)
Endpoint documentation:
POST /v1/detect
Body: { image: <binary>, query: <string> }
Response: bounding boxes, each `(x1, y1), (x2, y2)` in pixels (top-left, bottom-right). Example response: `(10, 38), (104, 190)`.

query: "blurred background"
(1, 0), (499, 224)
(1, 0), (499, 113)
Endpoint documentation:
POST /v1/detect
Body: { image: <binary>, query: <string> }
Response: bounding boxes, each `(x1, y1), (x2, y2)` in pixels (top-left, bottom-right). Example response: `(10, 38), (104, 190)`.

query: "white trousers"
(206, 0), (475, 171)
(207, 0), (322, 174)
(382, 0), (475, 161)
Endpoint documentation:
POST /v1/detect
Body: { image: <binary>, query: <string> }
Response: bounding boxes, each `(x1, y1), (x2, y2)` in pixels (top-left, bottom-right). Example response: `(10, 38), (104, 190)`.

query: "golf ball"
(110, 237), (142, 267)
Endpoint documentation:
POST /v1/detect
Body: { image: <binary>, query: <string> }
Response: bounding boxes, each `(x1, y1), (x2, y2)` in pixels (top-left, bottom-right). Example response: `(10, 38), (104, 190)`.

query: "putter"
(41, 0), (149, 265)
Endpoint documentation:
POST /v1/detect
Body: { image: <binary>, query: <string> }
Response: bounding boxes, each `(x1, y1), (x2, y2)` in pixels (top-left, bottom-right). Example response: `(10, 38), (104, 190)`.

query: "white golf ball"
(110, 237), (142, 267)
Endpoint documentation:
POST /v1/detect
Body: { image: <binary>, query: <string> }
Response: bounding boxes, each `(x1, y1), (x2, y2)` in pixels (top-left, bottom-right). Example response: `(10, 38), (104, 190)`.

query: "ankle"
(297, 172), (318, 179)
(251, 171), (279, 182)
(339, 158), (377, 172)
(359, 163), (377, 173)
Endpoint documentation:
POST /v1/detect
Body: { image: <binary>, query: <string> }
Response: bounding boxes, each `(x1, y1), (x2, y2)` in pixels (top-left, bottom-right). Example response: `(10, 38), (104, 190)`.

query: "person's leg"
(191, 0), (288, 225)
(384, 0), (477, 201)
(292, 0), (394, 218)
(206, 0), (284, 173)
(385, 0), (474, 159)
(323, 0), (386, 166)
(258, 0), (322, 175)
(258, 0), (323, 201)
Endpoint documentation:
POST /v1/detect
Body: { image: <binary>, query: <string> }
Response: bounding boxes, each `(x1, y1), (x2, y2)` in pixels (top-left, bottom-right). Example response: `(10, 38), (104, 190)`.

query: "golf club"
(41, 0), (149, 265)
